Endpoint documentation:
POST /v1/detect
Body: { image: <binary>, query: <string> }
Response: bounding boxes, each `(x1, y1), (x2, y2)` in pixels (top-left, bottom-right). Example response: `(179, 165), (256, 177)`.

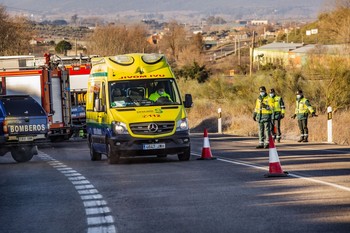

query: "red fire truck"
(65, 63), (91, 137)
(0, 54), (71, 142)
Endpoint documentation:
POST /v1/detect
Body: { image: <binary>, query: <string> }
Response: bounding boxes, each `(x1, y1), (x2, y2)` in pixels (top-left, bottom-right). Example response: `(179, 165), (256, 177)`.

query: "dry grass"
(179, 78), (350, 145)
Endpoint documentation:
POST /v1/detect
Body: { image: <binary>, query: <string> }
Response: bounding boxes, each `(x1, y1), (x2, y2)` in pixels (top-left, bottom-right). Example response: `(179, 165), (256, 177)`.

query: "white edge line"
(192, 152), (350, 192)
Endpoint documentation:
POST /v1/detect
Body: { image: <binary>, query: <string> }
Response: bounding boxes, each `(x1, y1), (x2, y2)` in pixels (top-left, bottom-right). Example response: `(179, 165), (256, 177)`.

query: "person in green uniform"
(291, 90), (316, 142)
(269, 88), (285, 143)
(253, 86), (274, 149)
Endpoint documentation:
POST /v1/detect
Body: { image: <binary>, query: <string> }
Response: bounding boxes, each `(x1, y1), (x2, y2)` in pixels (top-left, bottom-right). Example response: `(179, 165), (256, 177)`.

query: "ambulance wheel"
(107, 143), (120, 164)
(178, 147), (191, 161)
(11, 146), (34, 163)
(89, 139), (101, 161)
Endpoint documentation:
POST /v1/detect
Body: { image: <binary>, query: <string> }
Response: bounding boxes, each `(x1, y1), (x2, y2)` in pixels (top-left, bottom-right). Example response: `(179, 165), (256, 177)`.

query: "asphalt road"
(1, 134), (350, 233)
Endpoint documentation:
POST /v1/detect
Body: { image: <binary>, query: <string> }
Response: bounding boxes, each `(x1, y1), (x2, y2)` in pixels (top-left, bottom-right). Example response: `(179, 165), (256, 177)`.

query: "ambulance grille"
(130, 121), (175, 135)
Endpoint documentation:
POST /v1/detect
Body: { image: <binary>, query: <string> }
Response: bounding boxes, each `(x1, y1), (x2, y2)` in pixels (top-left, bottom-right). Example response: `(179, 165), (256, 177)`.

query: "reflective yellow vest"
(295, 97), (314, 116)
(254, 95), (274, 115)
(272, 95), (285, 114)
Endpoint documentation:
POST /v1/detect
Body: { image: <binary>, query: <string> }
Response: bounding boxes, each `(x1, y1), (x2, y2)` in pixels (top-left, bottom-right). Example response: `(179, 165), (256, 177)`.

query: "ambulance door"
(87, 80), (107, 146)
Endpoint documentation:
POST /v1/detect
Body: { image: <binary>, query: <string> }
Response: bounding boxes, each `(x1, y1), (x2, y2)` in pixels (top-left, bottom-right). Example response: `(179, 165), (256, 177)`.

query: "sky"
(0, 0), (327, 22)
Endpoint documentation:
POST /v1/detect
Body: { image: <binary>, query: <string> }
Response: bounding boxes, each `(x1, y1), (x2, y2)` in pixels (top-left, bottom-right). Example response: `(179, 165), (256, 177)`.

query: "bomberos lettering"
(9, 124), (46, 133)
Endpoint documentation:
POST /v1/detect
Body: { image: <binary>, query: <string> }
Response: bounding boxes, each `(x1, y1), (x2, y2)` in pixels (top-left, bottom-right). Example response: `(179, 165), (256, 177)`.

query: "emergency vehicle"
(0, 95), (49, 162)
(65, 63), (91, 136)
(86, 53), (193, 164)
(0, 54), (71, 141)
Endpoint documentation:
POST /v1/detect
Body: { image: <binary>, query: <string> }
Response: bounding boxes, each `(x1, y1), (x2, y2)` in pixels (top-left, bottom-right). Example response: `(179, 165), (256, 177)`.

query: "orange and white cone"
(264, 134), (288, 177)
(197, 128), (216, 160)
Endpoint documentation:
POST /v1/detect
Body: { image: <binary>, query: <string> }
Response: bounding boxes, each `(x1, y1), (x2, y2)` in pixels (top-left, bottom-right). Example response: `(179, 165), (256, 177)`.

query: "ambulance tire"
(107, 143), (120, 164)
(11, 146), (34, 163)
(177, 147), (191, 161)
(89, 139), (102, 161)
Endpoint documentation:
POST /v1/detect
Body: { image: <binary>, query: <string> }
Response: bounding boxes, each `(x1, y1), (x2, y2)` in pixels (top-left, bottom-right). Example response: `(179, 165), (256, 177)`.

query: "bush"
(175, 62), (210, 83)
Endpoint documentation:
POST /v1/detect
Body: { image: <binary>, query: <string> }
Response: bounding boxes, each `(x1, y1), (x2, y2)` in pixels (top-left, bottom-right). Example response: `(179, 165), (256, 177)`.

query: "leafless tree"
(0, 5), (33, 55)
(159, 21), (187, 63)
(86, 24), (155, 56)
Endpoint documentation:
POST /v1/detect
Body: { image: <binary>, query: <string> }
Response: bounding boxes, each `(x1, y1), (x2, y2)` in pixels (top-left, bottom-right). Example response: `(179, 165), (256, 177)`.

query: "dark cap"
(270, 88), (275, 93)
(259, 86), (266, 92)
(296, 90), (303, 95)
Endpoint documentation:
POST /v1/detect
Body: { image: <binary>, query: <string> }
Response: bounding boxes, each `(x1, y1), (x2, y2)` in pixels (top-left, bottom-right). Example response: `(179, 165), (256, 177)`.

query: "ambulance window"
(89, 82), (105, 112)
(101, 82), (106, 108)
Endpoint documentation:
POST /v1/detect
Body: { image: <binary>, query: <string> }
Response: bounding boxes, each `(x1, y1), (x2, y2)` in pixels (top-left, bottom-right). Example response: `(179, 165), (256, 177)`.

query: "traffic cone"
(264, 134), (288, 177)
(197, 128), (216, 160)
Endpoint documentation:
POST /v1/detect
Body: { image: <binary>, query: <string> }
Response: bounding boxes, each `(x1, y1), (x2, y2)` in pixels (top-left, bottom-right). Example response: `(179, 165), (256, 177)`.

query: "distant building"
(253, 42), (349, 68)
(251, 20), (269, 26)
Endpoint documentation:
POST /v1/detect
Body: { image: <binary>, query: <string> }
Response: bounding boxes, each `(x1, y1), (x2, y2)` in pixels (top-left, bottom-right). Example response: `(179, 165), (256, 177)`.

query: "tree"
(177, 33), (205, 67)
(86, 24), (154, 56)
(318, 0), (350, 45)
(0, 5), (33, 55)
(159, 21), (187, 63)
(55, 40), (72, 56)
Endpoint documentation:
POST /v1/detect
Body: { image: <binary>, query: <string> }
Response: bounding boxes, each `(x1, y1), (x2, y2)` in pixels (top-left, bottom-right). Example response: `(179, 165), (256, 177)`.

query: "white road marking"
(192, 152), (350, 192)
(38, 152), (117, 233)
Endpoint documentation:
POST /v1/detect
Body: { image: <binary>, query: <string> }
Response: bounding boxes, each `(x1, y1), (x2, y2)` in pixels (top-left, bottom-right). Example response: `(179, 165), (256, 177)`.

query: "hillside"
(1, 0), (326, 22)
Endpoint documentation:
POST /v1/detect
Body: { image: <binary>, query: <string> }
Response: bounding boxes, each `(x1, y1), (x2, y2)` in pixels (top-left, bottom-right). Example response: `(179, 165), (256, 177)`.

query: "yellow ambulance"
(86, 53), (193, 164)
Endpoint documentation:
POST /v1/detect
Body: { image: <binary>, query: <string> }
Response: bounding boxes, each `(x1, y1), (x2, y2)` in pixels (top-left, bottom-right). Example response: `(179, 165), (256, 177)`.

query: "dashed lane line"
(37, 152), (117, 233)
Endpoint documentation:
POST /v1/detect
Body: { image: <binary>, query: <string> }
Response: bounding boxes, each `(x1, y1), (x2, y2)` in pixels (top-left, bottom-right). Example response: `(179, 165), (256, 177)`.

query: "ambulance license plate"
(143, 143), (165, 150)
(18, 136), (34, 142)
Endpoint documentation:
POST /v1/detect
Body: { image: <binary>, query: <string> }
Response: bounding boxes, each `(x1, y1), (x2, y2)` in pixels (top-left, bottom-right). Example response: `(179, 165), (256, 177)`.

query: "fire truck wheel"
(89, 139), (101, 161)
(11, 146), (34, 163)
(177, 147), (191, 161)
(107, 143), (120, 164)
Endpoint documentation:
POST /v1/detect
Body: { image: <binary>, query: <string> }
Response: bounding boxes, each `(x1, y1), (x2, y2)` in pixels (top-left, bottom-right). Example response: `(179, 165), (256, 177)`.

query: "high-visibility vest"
(272, 95), (285, 114)
(295, 97), (314, 114)
(254, 95), (273, 115)
(149, 91), (171, 102)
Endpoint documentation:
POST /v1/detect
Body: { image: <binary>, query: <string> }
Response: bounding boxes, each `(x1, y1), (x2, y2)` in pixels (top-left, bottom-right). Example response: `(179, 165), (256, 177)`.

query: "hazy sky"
(0, 0), (327, 21)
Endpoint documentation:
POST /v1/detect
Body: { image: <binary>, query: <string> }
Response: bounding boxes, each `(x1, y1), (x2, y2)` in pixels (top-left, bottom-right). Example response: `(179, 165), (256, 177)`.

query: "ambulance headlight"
(112, 122), (129, 134)
(176, 118), (189, 131)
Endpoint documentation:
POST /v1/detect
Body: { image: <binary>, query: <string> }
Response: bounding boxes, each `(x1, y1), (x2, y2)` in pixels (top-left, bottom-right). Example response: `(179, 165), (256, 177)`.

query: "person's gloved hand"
(291, 114), (296, 119)
(311, 112), (316, 117)
(280, 114), (285, 119)
(253, 116), (256, 121)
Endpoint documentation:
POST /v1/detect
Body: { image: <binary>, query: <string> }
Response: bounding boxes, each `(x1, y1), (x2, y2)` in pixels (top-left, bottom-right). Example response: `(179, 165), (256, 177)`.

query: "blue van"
(0, 95), (49, 162)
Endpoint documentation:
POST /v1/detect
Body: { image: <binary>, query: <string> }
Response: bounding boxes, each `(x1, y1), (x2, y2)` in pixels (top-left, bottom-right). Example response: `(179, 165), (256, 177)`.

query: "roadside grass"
(178, 77), (350, 145)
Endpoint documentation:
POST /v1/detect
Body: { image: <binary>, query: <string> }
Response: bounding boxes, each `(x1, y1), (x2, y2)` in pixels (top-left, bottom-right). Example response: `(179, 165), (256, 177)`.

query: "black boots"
(256, 144), (269, 149)
(298, 136), (308, 142)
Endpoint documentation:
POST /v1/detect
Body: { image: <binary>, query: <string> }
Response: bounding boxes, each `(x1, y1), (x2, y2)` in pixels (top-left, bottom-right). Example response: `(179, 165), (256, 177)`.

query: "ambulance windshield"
(109, 79), (182, 108)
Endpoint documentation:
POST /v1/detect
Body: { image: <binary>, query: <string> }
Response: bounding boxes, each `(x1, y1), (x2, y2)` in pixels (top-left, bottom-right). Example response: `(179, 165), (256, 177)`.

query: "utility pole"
(75, 38), (78, 56)
(250, 31), (255, 76)
(238, 38), (241, 66)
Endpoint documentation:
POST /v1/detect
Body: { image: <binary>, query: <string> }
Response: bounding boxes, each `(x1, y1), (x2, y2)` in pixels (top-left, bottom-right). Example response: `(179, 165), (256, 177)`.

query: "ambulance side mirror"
(94, 98), (105, 112)
(183, 94), (193, 108)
